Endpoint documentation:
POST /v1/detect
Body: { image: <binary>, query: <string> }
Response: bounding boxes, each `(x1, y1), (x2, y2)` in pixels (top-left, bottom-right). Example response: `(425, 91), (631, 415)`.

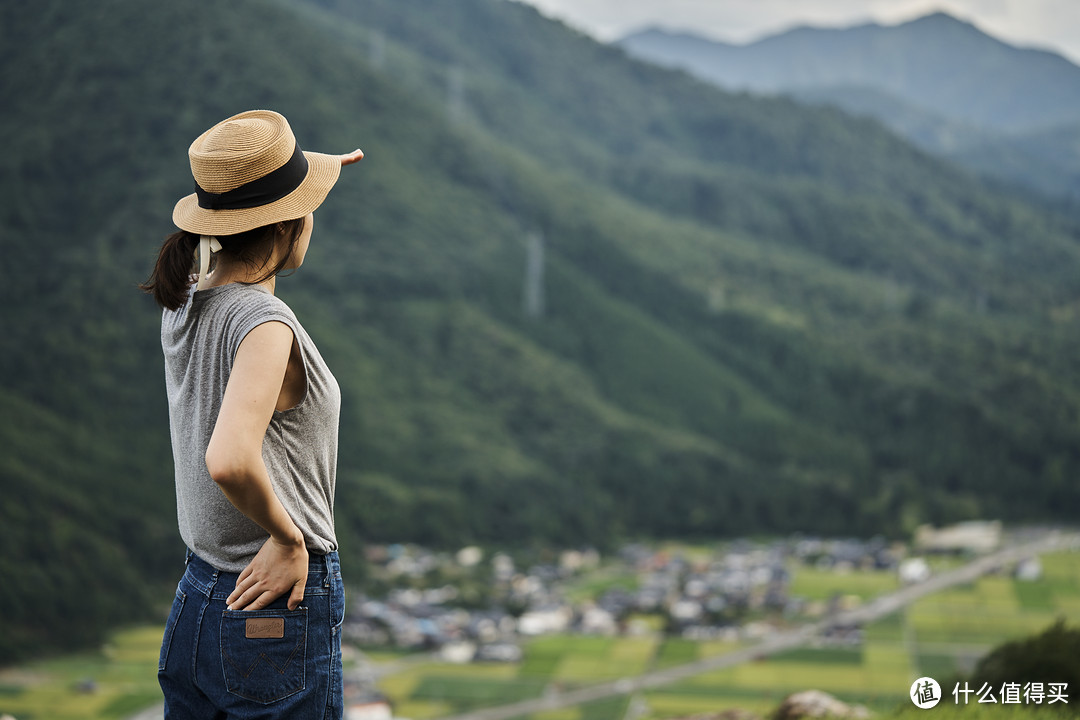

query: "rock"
(716, 710), (763, 720)
(773, 690), (871, 720)
(666, 710), (762, 720)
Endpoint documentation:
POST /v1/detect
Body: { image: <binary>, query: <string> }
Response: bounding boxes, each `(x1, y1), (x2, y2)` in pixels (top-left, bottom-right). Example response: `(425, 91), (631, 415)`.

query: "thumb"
(287, 580), (305, 611)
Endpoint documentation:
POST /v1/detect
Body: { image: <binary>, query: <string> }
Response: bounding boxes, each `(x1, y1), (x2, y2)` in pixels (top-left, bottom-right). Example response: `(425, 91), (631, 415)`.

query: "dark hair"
(140, 218), (306, 310)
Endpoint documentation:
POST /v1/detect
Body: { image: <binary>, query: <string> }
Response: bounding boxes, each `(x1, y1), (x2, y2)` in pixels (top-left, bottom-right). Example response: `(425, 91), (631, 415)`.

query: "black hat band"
(195, 143), (309, 211)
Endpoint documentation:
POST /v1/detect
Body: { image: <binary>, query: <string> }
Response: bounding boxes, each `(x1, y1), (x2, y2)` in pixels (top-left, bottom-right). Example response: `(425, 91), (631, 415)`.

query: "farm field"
(0, 626), (163, 720)
(375, 551), (1080, 720)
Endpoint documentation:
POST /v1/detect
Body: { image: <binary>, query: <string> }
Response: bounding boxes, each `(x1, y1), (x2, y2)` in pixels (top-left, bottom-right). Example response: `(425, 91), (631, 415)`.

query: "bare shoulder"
(231, 321), (295, 393)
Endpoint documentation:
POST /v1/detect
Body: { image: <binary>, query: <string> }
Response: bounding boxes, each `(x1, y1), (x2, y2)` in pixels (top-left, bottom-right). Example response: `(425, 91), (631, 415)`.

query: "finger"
(243, 591), (275, 612)
(228, 565), (255, 604)
(227, 586), (256, 611)
(340, 149), (364, 166)
(227, 575), (256, 606)
(234, 585), (277, 612)
(287, 582), (305, 611)
(229, 576), (270, 609)
(227, 589), (250, 608)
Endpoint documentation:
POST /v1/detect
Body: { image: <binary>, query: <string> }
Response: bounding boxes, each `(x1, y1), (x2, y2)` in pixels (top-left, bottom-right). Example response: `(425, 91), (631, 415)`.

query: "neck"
(206, 256), (277, 295)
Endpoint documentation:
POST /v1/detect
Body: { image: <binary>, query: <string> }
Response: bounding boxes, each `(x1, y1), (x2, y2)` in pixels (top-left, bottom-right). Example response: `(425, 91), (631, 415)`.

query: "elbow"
(204, 444), (261, 490)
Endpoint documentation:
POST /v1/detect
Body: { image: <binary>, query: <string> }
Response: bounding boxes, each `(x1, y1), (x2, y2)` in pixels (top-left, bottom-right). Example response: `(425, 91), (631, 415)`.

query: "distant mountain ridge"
(619, 13), (1080, 198)
(620, 13), (1080, 134)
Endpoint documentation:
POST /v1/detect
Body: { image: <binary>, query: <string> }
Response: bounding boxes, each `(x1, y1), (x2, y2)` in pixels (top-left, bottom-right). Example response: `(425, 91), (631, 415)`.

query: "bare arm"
(205, 321), (308, 611)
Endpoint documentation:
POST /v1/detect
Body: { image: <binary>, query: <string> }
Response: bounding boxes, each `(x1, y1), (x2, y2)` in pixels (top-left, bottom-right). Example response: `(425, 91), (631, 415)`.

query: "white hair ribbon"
(195, 235), (223, 291)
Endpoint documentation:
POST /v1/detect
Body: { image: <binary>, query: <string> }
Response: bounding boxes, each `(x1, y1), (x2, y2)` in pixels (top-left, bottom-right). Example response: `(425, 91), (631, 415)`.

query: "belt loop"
(323, 553), (331, 588)
(184, 548), (193, 565)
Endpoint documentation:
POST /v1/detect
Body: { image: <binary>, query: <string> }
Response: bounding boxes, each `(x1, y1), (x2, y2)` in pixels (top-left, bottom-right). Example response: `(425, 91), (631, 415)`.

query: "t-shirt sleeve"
(223, 290), (300, 364)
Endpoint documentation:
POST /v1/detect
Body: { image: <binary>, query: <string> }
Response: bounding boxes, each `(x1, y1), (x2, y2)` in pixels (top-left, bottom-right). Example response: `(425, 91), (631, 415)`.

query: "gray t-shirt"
(161, 283), (340, 572)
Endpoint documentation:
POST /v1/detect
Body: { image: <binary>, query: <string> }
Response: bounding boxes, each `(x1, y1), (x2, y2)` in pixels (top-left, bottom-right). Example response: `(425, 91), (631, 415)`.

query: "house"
(441, 641), (477, 664)
(457, 546), (483, 567)
(915, 521), (1002, 554)
(579, 605), (617, 635)
(1015, 557), (1042, 581)
(898, 557), (931, 585)
(346, 699), (393, 720)
(476, 643), (524, 662)
(518, 605), (572, 635)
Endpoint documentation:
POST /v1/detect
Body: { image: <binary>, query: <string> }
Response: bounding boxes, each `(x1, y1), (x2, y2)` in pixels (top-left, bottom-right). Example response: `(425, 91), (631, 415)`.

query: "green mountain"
(620, 14), (1080, 199)
(2, 0), (1080, 663)
(620, 13), (1080, 133)
(950, 121), (1080, 200)
(786, 85), (1080, 201)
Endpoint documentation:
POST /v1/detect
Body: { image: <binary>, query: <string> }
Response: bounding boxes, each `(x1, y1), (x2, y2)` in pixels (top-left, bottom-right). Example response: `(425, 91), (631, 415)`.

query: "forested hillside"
(2, 0), (1080, 663)
(621, 13), (1080, 133)
(619, 14), (1080, 199)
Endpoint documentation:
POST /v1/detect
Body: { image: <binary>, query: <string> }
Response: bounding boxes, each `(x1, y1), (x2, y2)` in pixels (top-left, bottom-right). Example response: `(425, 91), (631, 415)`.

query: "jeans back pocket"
(220, 608), (307, 704)
(158, 588), (186, 672)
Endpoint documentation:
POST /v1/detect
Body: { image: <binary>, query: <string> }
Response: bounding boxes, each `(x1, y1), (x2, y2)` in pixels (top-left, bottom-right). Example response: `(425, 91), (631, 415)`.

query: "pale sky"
(513, 0), (1080, 65)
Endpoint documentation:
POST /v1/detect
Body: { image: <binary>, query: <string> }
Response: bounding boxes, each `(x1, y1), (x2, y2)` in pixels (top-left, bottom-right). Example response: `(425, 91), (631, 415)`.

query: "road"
(127, 705), (162, 720)
(432, 531), (1080, 720)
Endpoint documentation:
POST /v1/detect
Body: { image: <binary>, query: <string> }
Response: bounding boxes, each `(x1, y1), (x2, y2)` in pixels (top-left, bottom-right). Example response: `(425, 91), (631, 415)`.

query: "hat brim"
(172, 151), (341, 236)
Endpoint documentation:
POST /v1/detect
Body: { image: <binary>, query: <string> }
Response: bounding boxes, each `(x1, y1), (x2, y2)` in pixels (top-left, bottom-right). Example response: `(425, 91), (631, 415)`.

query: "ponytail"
(141, 217), (306, 311)
(140, 231), (199, 310)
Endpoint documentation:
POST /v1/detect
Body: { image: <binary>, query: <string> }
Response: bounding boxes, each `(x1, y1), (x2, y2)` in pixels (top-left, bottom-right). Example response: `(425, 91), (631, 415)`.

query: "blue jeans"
(158, 550), (344, 720)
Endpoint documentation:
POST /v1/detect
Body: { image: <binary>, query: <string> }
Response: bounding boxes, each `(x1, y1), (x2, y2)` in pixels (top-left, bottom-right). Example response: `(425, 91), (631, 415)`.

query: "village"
(342, 522), (1015, 667)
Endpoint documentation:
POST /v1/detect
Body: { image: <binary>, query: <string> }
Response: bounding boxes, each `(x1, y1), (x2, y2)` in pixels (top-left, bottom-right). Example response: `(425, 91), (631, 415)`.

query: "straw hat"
(172, 110), (341, 236)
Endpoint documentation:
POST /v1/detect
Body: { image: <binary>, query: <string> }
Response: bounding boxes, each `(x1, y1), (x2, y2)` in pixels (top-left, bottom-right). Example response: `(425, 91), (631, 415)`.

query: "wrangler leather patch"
(245, 617), (285, 639)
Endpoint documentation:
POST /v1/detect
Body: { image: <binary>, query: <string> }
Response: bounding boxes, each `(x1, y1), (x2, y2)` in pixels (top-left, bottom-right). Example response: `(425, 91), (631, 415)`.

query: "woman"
(142, 109), (363, 719)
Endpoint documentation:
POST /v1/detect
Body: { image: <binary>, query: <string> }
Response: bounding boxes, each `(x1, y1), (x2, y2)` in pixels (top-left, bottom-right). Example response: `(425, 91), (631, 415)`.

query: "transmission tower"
(523, 231), (545, 319)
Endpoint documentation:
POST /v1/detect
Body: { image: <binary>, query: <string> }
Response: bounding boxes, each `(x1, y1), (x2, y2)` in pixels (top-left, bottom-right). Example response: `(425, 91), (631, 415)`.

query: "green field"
(0, 626), (163, 720)
(646, 551), (1080, 717)
(905, 552), (1080, 677)
(375, 551), (1080, 720)
(787, 565), (900, 602)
